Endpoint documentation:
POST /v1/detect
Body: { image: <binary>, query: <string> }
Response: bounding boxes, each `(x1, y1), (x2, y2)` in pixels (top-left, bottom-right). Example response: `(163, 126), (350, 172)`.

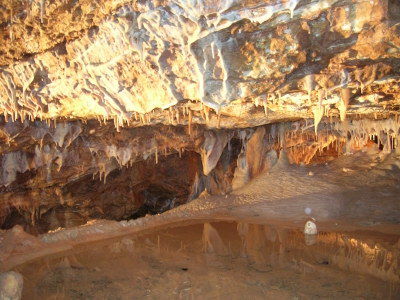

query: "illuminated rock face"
(0, 1), (399, 232)
(0, 0), (399, 128)
(0, 116), (398, 233)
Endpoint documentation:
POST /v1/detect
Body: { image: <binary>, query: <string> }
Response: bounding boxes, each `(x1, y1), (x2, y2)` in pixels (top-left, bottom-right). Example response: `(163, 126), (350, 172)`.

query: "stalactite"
(203, 105), (210, 124)
(200, 108), (206, 123)
(169, 107), (174, 125)
(312, 105), (324, 135)
(288, 0), (300, 18)
(188, 109), (193, 135)
(140, 114), (146, 124)
(304, 74), (314, 104)
(276, 91), (281, 105)
(176, 109), (180, 124)
(263, 99), (268, 117)
(338, 88), (351, 122)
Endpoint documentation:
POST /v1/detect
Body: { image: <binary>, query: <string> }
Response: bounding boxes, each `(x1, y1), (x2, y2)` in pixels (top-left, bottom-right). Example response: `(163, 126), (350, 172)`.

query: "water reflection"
(15, 221), (400, 299)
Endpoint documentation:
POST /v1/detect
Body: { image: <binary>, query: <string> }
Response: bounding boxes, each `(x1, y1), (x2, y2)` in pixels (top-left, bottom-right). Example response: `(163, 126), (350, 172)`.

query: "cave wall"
(0, 116), (398, 233)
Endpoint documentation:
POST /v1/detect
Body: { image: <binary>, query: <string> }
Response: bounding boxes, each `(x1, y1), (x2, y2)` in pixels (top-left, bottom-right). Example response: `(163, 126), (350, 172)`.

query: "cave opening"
(0, 135), (244, 235)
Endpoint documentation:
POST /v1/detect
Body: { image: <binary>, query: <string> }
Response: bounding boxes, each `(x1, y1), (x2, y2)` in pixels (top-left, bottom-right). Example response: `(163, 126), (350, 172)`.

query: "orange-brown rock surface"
(0, 0), (399, 233)
(0, 0), (399, 128)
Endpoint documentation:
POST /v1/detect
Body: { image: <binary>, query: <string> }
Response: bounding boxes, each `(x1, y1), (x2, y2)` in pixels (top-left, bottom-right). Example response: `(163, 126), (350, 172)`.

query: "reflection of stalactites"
(202, 223), (227, 255)
(239, 223), (271, 271)
(237, 222), (249, 257)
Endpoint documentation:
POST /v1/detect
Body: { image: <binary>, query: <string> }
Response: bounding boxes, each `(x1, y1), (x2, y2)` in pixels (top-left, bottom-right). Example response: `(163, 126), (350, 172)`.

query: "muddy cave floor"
(2, 146), (400, 299)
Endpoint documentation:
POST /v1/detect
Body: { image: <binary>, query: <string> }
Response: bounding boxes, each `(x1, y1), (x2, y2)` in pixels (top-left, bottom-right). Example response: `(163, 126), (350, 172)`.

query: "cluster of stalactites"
(0, 115), (398, 188)
(252, 64), (391, 135)
(89, 101), (216, 132)
(70, 116), (400, 186)
(332, 118), (400, 153)
(0, 121), (82, 187)
(201, 116), (400, 180)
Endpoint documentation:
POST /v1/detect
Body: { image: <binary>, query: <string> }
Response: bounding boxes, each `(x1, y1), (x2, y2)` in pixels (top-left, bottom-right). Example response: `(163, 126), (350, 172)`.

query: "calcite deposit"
(1, 2), (400, 298)
(0, 0), (399, 233)
(0, 0), (399, 128)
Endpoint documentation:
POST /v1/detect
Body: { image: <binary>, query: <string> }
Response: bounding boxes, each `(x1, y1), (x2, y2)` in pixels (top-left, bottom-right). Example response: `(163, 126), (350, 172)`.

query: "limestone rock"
(0, 0), (398, 128)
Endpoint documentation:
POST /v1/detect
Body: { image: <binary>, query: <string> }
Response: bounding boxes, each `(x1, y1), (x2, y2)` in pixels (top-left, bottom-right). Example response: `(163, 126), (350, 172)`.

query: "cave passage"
(0, 137), (242, 234)
(0, 118), (398, 235)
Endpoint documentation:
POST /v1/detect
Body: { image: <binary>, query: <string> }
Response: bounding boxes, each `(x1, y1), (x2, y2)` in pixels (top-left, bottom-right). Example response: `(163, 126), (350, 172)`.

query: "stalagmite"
(169, 107), (174, 125)
(140, 114), (146, 124)
(304, 220), (318, 245)
(9, 22), (13, 42)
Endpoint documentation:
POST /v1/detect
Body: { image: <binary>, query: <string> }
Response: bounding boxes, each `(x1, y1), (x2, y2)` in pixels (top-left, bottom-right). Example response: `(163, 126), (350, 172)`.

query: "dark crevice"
(0, 141), (243, 234)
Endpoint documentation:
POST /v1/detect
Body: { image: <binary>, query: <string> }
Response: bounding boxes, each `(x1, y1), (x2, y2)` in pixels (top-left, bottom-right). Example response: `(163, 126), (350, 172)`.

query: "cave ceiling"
(0, 0), (398, 129)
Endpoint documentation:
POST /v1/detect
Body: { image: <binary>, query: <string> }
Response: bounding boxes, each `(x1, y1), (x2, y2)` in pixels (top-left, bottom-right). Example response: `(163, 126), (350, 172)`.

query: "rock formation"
(0, 0), (399, 127)
(0, 0), (399, 232)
